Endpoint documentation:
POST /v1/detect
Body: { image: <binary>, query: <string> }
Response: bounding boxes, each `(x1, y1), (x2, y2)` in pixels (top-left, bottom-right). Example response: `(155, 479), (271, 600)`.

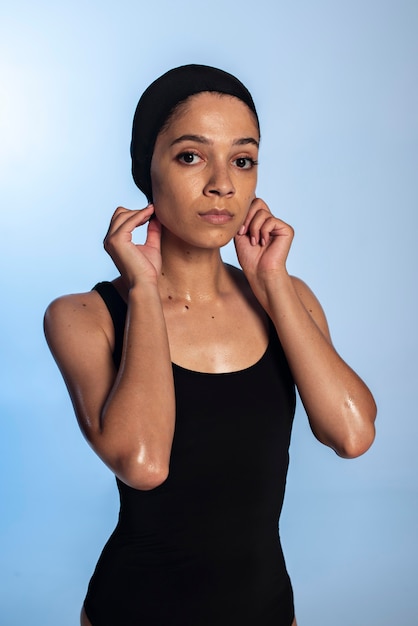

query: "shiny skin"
(150, 92), (259, 252)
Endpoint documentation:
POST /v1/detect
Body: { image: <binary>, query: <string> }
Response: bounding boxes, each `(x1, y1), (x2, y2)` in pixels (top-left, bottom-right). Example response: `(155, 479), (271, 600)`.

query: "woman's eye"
(177, 152), (201, 165)
(234, 157), (257, 169)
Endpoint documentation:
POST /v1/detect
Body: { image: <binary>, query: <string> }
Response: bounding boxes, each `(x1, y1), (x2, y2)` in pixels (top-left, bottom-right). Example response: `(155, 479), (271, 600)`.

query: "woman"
(44, 64), (377, 626)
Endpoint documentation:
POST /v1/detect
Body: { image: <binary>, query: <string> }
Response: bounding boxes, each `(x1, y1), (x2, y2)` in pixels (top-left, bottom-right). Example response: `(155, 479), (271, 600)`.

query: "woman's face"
(150, 92), (259, 250)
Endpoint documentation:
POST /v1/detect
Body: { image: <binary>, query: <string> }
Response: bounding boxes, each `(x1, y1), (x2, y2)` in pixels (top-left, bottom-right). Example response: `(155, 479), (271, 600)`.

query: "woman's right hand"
(103, 204), (162, 287)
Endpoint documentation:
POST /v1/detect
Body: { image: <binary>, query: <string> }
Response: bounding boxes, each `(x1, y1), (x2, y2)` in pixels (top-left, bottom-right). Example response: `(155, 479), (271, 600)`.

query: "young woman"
(44, 64), (377, 626)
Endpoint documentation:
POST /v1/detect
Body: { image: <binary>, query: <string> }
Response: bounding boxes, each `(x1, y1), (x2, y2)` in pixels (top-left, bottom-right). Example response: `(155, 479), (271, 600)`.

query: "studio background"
(1, 1), (417, 624)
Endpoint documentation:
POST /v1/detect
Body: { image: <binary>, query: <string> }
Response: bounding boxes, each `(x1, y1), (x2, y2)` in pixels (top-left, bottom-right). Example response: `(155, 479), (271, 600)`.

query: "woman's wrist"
(128, 277), (160, 298)
(247, 267), (293, 311)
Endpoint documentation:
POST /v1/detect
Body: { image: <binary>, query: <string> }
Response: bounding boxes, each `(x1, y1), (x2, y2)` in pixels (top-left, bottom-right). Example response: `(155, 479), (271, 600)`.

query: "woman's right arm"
(44, 206), (175, 490)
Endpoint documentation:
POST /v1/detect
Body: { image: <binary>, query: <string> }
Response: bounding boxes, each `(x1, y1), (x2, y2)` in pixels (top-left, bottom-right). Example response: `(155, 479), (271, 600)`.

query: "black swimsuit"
(84, 280), (296, 625)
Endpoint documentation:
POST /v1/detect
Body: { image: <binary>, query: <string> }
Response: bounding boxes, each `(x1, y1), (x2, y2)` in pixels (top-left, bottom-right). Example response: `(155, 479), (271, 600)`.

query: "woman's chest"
(164, 298), (269, 374)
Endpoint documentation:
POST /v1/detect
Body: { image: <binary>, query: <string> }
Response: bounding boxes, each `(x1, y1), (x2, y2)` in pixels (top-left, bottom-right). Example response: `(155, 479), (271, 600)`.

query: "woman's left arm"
(235, 199), (377, 458)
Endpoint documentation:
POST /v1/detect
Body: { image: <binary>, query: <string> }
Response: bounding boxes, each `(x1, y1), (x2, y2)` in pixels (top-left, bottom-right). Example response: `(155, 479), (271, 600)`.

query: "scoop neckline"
(171, 339), (270, 376)
(98, 280), (271, 377)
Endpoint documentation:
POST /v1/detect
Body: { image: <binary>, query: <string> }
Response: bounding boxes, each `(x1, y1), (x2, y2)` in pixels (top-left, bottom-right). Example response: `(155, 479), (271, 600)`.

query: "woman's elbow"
(335, 394), (377, 458)
(115, 454), (170, 491)
(334, 420), (376, 459)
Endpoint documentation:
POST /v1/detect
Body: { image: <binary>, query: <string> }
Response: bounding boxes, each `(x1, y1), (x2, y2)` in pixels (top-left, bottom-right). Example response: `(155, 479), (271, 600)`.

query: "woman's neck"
(159, 238), (232, 304)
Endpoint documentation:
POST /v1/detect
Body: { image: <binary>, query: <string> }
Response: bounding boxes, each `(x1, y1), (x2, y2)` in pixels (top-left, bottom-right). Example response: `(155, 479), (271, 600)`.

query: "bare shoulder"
(43, 287), (117, 383)
(290, 275), (321, 306)
(44, 289), (113, 347)
(290, 275), (331, 340)
(44, 288), (118, 442)
(44, 288), (108, 322)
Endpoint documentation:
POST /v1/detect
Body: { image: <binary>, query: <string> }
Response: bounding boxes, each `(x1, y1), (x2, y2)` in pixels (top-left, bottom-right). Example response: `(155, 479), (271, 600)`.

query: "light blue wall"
(1, 1), (417, 624)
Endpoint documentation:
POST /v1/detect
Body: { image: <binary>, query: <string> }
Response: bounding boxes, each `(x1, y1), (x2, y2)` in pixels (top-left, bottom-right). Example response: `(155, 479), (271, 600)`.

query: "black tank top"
(84, 280), (296, 626)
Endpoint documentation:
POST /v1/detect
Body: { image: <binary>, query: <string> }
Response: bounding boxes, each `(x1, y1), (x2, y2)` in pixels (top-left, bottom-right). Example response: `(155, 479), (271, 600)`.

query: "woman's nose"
(203, 164), (235, 197)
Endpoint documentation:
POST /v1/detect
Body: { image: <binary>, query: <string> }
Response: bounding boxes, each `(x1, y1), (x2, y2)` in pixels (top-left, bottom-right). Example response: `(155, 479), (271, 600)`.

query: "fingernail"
(238, 225), (246, 235)
(251, 236), (257, 246)
(261, 237), (266, 246)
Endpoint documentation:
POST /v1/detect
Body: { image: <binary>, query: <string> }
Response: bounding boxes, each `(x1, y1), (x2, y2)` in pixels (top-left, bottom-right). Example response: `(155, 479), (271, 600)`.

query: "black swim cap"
(130, 64), (259, 202)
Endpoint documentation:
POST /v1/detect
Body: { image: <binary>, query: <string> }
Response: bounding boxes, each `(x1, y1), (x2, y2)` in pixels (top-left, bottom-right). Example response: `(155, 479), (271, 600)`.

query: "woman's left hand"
(234, 198), (294, 299)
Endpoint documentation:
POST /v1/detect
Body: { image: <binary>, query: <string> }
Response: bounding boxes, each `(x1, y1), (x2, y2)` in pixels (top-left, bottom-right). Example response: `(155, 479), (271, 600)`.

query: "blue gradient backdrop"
(1, 1), (417, 624)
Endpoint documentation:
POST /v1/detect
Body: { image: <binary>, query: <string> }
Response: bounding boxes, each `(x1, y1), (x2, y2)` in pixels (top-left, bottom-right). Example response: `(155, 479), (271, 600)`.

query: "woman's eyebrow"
(170, 134), (209, 146)
(234, 137), (259, 148)
(170, 134), (259, 148)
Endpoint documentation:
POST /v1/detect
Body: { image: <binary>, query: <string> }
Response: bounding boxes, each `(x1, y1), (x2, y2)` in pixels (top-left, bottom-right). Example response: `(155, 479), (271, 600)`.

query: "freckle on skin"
(185, 305), (189, 310)
(168, 295), (172, 300)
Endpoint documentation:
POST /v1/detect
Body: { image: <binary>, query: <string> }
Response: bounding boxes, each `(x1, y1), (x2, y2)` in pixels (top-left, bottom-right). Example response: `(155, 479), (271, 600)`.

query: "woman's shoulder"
(289, 275), (325, 313)
(289, 275), (331, 339)
(44, 288), (107, 324)
(45, 276), (125, 317)
(43, 283), (117, 354)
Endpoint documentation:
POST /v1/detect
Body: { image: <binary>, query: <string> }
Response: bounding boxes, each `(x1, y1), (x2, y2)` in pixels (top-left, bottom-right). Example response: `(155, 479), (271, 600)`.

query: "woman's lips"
(198, 209), (234, 225)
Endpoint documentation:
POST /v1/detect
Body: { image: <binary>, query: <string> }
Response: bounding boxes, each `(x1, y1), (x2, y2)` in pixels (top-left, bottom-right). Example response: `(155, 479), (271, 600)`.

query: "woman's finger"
(246, 209), (280, 246)
(238, 197), (271, 234)
(258, 216), (293, 247)
(104, 205), (154, 241)
(144, 215), (162, 253)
